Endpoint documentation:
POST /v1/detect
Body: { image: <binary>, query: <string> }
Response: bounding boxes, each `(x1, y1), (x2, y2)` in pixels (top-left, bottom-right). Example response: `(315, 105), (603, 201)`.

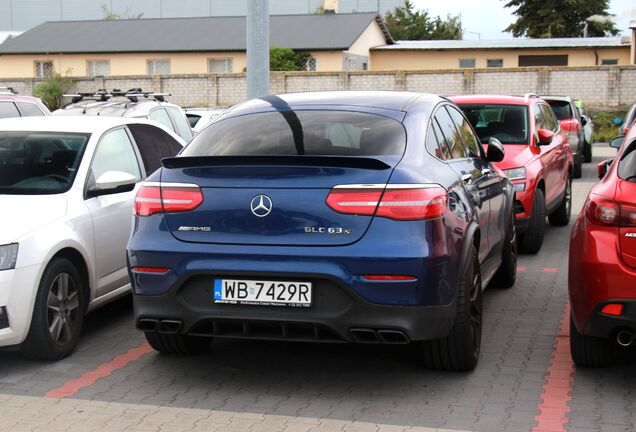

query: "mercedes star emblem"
(250, 195), (273, 217)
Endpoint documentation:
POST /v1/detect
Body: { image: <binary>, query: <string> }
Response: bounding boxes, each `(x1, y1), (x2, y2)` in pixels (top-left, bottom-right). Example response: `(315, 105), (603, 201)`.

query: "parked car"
(52, 89), (193, 142)
(0, 116), (185, 360)
(0, 87), (49, 119)
(541, 95), (587, 175)
(618, 102), (636, 136)
(185, 108), (224, 133)
(575, 100), (594, 162)
(128, 91), (517, 371)
(452, 94), (574, 254)
(569, 128), (636, 367)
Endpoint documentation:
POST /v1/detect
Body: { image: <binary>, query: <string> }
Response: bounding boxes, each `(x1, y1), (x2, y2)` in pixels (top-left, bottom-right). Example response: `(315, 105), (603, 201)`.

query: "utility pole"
(247, 0), (270, 99)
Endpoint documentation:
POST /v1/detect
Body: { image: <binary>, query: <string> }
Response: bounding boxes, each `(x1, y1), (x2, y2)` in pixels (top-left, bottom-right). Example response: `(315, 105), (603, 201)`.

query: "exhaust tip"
(617, 330), (634, 347)
(377, 329), (410, 344)
(349, 328), (379, 343)
(137, 318), (158, 332)
(158, 320), (183, 334)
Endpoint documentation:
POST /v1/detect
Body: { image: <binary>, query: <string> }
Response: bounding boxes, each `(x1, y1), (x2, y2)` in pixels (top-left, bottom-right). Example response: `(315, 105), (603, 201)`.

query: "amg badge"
(625, 233), (636, 238)
(178, 226), (211, 232)
(304, 227), (352, 235)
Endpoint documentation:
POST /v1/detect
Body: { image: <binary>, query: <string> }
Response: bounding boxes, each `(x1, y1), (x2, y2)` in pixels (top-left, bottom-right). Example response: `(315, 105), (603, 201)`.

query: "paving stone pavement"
(0, 143), (634, 432)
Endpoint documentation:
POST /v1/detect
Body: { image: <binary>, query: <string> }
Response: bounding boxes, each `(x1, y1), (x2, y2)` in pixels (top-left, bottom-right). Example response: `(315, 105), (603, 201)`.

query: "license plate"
(213, 279), (312, 307)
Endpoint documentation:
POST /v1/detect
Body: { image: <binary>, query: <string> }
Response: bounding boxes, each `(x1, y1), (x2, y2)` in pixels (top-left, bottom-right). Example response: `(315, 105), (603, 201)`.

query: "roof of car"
(52, 98), (177, 117)
(449, 95), (539, 106)
(0, 115), (165, 134)
(0, 93), (44, 104)
(0, 13), (392, 54)
(540, 95), (574, 102)
(228, 91), (443, 113)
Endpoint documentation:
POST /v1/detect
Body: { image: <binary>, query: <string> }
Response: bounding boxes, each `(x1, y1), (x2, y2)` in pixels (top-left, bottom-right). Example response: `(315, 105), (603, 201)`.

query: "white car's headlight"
(0, 244), (18, 271)
(503, 167), (526, 181)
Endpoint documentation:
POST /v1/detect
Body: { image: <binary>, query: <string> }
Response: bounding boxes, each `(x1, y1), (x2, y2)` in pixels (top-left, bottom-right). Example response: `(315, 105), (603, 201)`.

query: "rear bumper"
(133, 275), (457, 343)
(583, 300), (636, 338)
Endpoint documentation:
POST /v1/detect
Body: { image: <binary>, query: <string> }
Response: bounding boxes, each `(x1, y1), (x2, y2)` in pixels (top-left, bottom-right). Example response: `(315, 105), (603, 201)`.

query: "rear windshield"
(618, 140), (636, 182)
(0, 131), (89, 195)
(546, 100), (573, 120)
(457, 104), (529, 144)
(181, 110), (406, 157)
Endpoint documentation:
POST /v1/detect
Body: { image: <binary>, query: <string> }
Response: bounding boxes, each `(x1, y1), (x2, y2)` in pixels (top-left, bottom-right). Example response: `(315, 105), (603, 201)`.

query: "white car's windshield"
(0, 131), (90, 195)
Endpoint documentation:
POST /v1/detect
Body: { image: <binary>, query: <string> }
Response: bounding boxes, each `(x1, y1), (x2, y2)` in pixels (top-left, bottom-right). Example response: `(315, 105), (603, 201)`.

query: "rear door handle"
(481, 168), (492, 175)
(462, 174), (473, 184)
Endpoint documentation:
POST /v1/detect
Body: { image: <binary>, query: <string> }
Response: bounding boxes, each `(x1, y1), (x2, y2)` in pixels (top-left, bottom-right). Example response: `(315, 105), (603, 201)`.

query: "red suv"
(569, 128), (636, 367)
(452, 95), (574, 253)
(0, 87), (49, 118)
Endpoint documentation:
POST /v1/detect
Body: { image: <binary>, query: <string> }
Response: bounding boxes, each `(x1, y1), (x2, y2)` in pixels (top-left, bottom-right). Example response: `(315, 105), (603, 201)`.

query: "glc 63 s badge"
(304, 227), (352, 235)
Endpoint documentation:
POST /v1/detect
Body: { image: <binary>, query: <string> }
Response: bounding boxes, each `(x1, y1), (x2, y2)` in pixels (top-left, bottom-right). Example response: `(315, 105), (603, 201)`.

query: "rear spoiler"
(161, 156), (391, 170)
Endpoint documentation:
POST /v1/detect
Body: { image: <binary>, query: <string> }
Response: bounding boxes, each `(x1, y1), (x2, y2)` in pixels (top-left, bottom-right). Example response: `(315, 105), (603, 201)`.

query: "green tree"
(503, 0), (619, 38)
(270, 47), (311, 71)
(34, 72), (74, 111)
(384, 1), (462, 40)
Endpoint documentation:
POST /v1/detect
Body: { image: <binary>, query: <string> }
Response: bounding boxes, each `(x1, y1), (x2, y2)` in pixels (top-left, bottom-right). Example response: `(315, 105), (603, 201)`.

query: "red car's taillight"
(326, 185), (447, 221)
(586, 194), (636, 227)
(134, 183), (203, 217)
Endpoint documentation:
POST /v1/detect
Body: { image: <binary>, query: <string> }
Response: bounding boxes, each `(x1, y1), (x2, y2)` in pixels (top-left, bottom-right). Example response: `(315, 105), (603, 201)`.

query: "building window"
(147, 59), (170, 75)
(459, 58), (476, 68)
(208, 58), (233, 74)
(518, 55), (568, 67)
(601, 59), (618, 65)
(304, 57), (317, 71)
(87, 60), (110, 77)
(35, 61), (53, 78)
(487, 59), (504, 68)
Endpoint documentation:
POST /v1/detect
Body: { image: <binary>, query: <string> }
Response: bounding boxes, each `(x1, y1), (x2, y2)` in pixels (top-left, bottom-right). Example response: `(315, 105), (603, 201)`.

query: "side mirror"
(580, 117), (587, 126)
(537, 129), (554, 146)
(613, 117), (624, 126)
(88, 170), (137, 198)
(597, 159), (613, 179)
(486, 137), (505, 162)
(609, 135), (625, 149)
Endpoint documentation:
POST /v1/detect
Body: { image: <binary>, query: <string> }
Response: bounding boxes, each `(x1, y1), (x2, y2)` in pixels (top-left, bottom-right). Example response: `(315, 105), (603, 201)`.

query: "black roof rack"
(0, 87), (19, 95)
(62, 88), (170, 104)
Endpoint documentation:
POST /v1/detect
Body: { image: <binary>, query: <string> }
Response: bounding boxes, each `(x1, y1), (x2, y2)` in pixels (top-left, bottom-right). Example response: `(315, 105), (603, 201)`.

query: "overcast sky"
(412, 0), (636, 39)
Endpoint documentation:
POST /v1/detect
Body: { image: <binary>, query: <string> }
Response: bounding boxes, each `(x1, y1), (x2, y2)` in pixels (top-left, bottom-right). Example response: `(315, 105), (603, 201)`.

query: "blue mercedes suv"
(127, 92), (517, 370)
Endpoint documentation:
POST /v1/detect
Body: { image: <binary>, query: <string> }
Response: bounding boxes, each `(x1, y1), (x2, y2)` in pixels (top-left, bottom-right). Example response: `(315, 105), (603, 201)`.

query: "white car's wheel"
(20, 258), (86, 361)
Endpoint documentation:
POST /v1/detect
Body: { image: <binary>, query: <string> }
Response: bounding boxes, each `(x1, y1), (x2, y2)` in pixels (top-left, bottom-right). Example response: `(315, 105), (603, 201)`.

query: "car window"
(0, 101), (20, 119)
(166, 106), (193, 142)
(128, 123), (183, 174)
(618, 140), (636, 182)
(540, 105), (559, 132)
(89, 128), (141, 188)
(427, 120), (452, 160)
(0, 132), (89, 195)
(182, 110), (406, 157)
(534, 104), (547, 131)
(149, 108), (175, 132)
(186, 113), (201, 128)
(447, 106), (481, 158)
(16, 102), (45, 117)
(546, 100), (573, 120)
(457, 104), (528, 145)
(434, 106), (466, 159)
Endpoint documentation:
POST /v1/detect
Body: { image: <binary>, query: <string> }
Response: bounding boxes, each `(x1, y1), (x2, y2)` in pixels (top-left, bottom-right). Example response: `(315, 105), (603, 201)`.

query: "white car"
(185, 108), (224, 133)
(0, 116), (185, 360)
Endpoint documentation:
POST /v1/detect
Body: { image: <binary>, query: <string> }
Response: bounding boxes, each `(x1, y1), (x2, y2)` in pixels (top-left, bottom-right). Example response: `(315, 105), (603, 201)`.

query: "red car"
(452, 95), (574, 253)
(0, 87), (49, 118)
(569, 128), (636, 367)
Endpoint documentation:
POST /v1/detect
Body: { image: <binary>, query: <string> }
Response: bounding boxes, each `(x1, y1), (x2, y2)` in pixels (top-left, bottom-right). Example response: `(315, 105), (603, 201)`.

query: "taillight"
(362, 275), (417, 281)
(586, 194), (636, 227)
(326, 185), (447, 221)
(134, 182), (203, 217)
(560, 118), (580, 132)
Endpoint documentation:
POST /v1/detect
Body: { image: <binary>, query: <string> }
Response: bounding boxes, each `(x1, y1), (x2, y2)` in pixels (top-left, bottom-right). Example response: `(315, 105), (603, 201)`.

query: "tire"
(491, 209), (517, 289)
(573, 157), (583, 179)
(518, 188), (545, 254)
(583, 140), (592, 163)
(145, 331), (211, 355)
(20, 258), (86, 361)
(548, 176), (572, 226)
(420, 246), (482, 371)
(570, 313), (617, 367)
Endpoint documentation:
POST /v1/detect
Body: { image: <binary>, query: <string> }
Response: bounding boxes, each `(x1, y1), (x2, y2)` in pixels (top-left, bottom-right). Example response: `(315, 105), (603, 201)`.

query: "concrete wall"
(370, 47), (632, 71)
(2, 66), (635, 109)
